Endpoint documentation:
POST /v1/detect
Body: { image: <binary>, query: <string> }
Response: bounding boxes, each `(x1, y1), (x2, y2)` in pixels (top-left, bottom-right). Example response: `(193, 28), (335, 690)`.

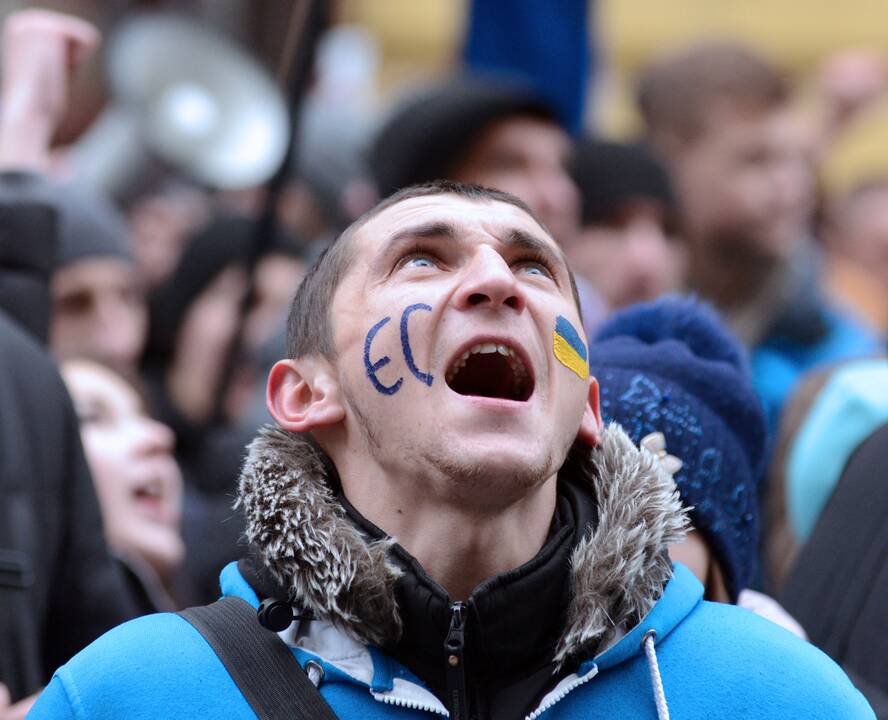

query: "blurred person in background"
(765, 360), (888, 716)
(0, 10), (139, 715)
(61, 360), (189, 614)
(371, 78), (579, 245)
(637, 41), (880, 430)
(282, 87), (379, 248)
(0, 2), (148, 378)
(591, 296), (805, 638)
(143, 213), (307, 472)
(569, 139), (686, 312)
(778, 413), (888, 718)
(369, 76), (610, 334)
(126, 177), (212, 292)
(819, 102), (888, 334)
(766, 358), (888, 590)
(0, 306), (139, 720)
(810, 49), (888, 153)
(140, 214), (306, 602)
(47, 185), (147, 374)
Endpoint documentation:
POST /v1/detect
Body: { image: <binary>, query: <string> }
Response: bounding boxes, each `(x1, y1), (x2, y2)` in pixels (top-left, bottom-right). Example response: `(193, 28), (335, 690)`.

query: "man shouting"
(30, 182), (872, 719)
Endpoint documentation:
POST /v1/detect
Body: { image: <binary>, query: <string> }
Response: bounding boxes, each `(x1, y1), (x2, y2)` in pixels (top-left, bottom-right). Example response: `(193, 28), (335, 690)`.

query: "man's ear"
(576, 376), (603, 448)
(266, 356), (345, 433)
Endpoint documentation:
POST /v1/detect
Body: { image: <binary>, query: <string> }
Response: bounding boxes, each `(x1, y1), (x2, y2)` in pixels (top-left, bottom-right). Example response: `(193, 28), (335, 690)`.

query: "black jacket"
(781, 421), (888, 718)
(0, 172), (138, 700)
(0, 172), (57, 342)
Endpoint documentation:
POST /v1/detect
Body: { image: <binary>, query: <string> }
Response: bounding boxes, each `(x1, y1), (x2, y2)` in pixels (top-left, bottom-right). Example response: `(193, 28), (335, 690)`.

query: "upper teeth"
(445, 342), (530, 385)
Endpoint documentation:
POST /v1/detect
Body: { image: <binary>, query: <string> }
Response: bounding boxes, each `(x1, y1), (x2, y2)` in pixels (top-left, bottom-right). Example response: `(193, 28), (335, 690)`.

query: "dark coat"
(781, 421), (888, 718)
(0, 172), (138, 701)
(0, 172), (57, 342)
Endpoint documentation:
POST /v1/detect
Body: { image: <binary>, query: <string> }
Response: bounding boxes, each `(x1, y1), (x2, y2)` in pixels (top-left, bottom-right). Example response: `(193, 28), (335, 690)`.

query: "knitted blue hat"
(591, 296), (767, 600)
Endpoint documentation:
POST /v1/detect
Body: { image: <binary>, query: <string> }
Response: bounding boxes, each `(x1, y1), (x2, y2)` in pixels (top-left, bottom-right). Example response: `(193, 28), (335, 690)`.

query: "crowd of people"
(1, 5), (887, 719)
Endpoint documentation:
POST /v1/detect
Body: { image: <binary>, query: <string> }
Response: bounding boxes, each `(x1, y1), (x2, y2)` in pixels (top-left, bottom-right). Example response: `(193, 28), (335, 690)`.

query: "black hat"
(4, 175), (134, 270)
(369, 77), (558, 198)
(571, 139), (675, 226)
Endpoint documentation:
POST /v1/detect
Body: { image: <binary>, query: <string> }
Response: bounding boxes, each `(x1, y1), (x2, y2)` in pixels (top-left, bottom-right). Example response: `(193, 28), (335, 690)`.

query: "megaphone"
(70, 13), (290, 198)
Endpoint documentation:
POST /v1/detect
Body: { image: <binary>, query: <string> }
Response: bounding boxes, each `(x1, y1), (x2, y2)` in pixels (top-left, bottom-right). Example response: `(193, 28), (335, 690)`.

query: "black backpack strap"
(178, 596), (338, 719)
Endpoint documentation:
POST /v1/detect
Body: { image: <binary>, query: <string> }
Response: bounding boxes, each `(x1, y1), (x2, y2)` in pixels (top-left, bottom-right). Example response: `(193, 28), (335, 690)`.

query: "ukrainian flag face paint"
(553, 315), (589, 379)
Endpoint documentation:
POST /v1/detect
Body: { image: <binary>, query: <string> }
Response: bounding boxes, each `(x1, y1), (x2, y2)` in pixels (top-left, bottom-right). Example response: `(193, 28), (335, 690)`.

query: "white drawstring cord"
(642, 630), (670, 720)
(305, 660), (325, 688)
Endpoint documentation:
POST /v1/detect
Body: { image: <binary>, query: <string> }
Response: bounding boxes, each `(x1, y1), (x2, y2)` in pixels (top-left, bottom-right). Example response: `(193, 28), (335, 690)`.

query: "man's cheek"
(552, 315), (588, 380)
(362, 303), (435, 396)
(363, 315), (403, 395)
(399, 303), (434, 386)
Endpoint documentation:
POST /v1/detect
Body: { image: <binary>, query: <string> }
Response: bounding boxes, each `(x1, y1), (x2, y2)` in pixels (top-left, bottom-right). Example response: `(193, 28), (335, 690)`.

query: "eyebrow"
(377, 220), (569, 282)
(384, 221), (560, 258)
(502, 228), (561, 260)
(386, 221), (458, 247)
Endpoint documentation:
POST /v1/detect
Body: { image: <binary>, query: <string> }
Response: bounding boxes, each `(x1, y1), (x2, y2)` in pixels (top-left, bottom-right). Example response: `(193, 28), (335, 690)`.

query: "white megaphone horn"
(70, 12), (290, 199)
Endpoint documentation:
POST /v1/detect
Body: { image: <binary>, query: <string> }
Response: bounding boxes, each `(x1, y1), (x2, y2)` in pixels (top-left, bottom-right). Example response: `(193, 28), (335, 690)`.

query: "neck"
(337, 459), (558, 600)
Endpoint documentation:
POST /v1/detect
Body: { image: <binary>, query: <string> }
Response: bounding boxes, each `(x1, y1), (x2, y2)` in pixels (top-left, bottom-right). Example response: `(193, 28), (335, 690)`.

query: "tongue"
(449, 352), (516, 399)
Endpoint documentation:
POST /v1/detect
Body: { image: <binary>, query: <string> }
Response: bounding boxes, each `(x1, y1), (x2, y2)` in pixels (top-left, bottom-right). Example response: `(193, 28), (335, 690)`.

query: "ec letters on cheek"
(364, 304), (434, 395)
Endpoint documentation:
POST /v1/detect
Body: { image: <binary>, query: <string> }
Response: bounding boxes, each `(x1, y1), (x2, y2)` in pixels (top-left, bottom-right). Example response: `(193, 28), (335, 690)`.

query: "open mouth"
(131, 479), (170, 518)
(132, 480), (163, 503)
(445, 342), (533, 401)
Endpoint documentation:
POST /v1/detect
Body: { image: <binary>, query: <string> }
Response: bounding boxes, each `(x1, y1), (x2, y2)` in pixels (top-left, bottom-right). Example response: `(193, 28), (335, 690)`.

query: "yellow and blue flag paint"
(553, 315), (589, 379)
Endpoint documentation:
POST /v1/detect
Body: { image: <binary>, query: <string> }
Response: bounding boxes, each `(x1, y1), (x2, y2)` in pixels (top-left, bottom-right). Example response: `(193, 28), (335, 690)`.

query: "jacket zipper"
(444, 601), (469, 720)
(374, 691), (448, 715)
(525, 666), (599, 719)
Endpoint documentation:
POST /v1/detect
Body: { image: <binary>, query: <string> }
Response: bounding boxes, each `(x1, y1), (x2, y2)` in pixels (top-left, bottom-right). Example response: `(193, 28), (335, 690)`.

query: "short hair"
(286, 179), (580, 359)
(637, 42), (789, 143)
(369, 78), (559, 198)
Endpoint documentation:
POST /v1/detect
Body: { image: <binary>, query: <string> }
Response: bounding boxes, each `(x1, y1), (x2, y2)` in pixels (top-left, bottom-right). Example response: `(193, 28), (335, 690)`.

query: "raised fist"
(0, 9), (99, 169)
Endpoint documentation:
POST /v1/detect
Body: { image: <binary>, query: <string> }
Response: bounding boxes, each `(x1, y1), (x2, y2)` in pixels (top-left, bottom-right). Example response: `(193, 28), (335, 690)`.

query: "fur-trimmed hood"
(236, 422), (689, 663)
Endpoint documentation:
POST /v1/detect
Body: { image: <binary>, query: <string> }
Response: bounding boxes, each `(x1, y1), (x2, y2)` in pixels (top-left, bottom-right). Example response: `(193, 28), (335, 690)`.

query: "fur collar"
(236, 423), (689, 662)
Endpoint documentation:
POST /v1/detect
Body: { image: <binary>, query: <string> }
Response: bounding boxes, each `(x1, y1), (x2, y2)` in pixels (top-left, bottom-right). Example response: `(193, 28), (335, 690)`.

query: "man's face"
(669, 102), (814, 261)
(50, 257), (148, 371)
(570, 199), (687, 309)
(450, 116), (580, 247)
(326, 194), (595, 508)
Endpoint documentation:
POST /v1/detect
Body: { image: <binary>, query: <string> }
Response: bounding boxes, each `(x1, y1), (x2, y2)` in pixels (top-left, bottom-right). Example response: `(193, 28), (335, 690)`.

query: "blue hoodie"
(28, 562), (872, 719)
(29, 426), (873, 719)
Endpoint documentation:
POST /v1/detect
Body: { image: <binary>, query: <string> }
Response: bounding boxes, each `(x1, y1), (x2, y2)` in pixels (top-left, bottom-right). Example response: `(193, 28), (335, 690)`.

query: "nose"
(133, 416), (177, 457)
(769, 151), (812, 217)
(533, 170), (580, 242)
(453, 245), (526, 312)
(540, 168), (579, 218)
(94, 296), (145, 368)
(626, 219), (670, 278)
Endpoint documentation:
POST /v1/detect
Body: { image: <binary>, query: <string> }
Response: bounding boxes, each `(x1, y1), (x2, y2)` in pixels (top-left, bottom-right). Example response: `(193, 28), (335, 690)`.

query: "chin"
(126, 530), (186, 578)
(424, 437), (558, 497)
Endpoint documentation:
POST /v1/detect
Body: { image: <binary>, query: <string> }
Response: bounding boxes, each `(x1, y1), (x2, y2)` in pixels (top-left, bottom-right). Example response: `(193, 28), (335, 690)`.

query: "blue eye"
(517, 263), (552, 279)
(405, 256), (436, 269)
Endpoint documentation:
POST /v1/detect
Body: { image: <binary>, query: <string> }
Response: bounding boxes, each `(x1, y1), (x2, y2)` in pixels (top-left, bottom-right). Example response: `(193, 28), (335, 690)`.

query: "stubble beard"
(343, 380), (568, 510)
(416, 442), (560, 512)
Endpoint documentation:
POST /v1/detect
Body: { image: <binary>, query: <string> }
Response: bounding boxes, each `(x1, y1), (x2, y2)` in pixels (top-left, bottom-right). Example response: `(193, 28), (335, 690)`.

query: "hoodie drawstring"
(642, 630), (670, 720)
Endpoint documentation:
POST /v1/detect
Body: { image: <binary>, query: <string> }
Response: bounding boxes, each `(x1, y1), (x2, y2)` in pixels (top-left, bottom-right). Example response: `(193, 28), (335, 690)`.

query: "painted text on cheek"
(364, 304), (434, 395)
